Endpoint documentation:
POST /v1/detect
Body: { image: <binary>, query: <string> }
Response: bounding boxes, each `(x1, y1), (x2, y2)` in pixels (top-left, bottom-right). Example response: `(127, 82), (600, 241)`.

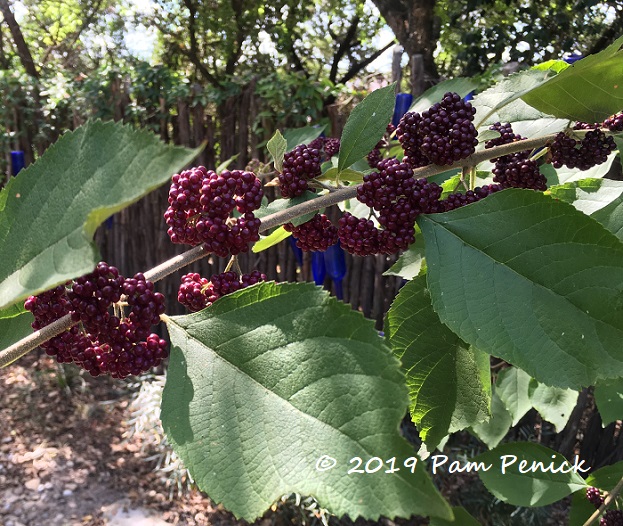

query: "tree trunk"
(0, 0), (38, 79)
(371, 0), (438, 91)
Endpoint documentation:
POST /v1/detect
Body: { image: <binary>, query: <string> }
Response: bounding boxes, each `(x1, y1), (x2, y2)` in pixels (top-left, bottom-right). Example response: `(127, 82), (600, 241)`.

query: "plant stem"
(583, 475), (623, 526)
(0, 133), (557, 368)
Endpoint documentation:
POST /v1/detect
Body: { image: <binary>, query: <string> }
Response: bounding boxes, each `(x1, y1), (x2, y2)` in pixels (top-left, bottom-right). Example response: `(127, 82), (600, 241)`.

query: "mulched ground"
(0, 352), (568, 526)
(0, 352), (240, 526)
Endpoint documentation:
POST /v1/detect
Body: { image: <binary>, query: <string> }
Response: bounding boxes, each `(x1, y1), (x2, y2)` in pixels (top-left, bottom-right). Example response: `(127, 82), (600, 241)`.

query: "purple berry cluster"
(441, 184), (503, 212)
(278, 144), (322, 198)
(164, 167), (263, 257)
(307, 137), (340, 160)
(604, 111), (623, 132)
(284, 214), (338, 252)
(396, 92), (478, 167)
(549, 128), (616, 170)
(24, 262), (167, 378)
(587, 487), (604, 508)
(341, 158), (442, 256)
(601, 510), (623, 526)
(177, 270), (267, 312)
(585, 486), (623, 526)
(485, 122), (547, 191)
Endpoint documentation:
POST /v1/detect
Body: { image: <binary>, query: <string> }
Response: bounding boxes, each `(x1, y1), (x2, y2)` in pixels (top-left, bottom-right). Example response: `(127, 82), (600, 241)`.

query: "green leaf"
(419, 189), (623, 389)
(338, 83), (396, 173)
(161, 282), (452, 522)
(254, 191), (319, 227)
(549, 177), (623, 240)
(386, 276), (491, 450)
(532, 60), (571, 74)
(0, 310), (33, 352)
(495, 367), (532, 427)
(440, 175), (462, 199)
(528, 380), (578, 432)
(0, 303), (27, 320)
(319, 167), (364, 183)
(409, 78), (480, 114)
(594, 378), (623, 426)
(383, 235), (425, 280)
(267, 130), (287, 173)
(252, 226), (291, 253)
(216, 154), (239, 173)
(0, 120), (200, 311)
(522, 36), (623, 122)
(476, 443), (587, 507)
(282, 124), (325, 150)
(430, 506), (481, 526)
(472, 70), (552, 129)
(470, 390), (513, 449)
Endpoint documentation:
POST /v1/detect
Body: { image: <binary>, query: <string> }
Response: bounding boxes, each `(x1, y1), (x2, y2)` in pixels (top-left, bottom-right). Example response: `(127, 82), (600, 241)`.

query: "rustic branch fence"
(5, 74), (623, 471)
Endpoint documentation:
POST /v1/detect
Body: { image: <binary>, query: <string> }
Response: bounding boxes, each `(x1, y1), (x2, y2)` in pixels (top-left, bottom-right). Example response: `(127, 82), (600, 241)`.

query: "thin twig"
(583, 475), (623, 526)
(0, 134), (557, 368)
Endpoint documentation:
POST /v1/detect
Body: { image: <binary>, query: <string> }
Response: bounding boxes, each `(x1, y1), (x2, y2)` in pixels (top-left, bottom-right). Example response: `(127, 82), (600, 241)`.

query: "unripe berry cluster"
(284, 214), (338, 252)
(278, 144), (322, 198)
(24, 262), (167, 378)
(177, 270), (267, 312)
(396, 92), (478, 167)
(165, 166), (263, 257)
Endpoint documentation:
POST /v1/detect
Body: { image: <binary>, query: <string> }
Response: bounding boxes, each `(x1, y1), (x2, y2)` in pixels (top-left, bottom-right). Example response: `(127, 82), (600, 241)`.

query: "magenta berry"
(165, 167), (263, 256)
(284, 214), (338, 252)
(278, 144), (321, 198)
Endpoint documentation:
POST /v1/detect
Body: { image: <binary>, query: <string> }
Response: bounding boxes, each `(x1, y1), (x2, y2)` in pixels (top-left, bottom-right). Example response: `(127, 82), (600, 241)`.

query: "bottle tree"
(2, 37), (623, 526)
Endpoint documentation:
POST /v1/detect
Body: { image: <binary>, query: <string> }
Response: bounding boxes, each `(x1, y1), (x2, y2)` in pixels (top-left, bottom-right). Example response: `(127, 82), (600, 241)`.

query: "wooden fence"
(8, 76), (623, 470)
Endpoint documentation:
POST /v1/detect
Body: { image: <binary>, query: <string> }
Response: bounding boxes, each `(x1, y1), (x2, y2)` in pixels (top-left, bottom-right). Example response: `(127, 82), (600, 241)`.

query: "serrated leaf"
(472, 70), (552, 129)
(0, 120), (200, 310)
(161, 282), (452, 522)
(528, 381), (578, 432)
(282, 125), (325, 150)
(0, 310), (33, 352)
(476, 443), (587, 507)
(522, 36), (623, 122)
(338, 83), (396, 173)
(386, 276), (491, 450)
(254, 191), (319, 227)
(594, 378), (623, 426)
(470, 390), (513, 449)
(419, 189), (623, 390)
(495, 367), (532, 427)
(532, 60), (571, 74)
(267, 130), (287, 173)
(409, 78), (480, 114)
(430, 506), (481, 526)
(252, 226), (291, 253)
(383, 235), (425, 280)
